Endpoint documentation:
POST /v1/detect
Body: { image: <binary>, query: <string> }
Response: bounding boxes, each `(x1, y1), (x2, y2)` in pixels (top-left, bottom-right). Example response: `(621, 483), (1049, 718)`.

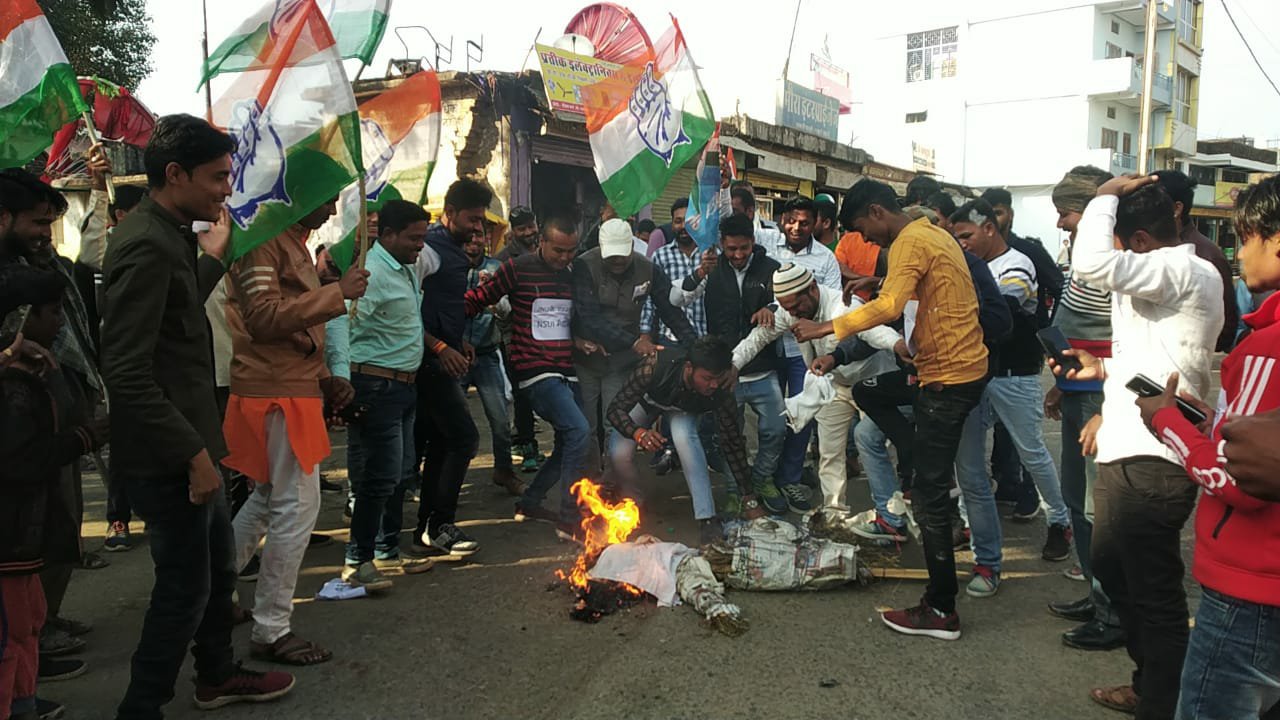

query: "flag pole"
(80, 112), (115, 204)
(202, 0), (214, 121)
(348, 175), (369, 319)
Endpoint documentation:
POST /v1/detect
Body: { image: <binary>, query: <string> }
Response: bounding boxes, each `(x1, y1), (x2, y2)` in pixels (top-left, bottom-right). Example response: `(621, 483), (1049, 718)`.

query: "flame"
(557, 479), (641, 592)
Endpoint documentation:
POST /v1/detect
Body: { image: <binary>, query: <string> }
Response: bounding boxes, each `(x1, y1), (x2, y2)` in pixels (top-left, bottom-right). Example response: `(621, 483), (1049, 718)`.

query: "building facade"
(849, 0), (1205, 256)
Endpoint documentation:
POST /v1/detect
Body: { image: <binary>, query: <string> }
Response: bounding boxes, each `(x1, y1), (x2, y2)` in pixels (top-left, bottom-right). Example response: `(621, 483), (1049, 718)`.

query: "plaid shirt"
(645, 243), (705, 340)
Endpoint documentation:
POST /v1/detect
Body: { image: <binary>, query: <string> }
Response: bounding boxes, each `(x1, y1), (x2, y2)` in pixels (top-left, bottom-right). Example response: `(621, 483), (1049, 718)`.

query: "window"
(1105, 42), (1123, 59)
(1111, 20), (1120, 34)
(1122, 132), (1132, 154)
(1179, 0), (1200, 45)
(906, 26), (958, 83)
(1101, 128), (1119, 150)
(905, 111), (928, 124)
(1222, 169), (1249, 183)
(1106, 106), (1117, 119)
(1176, 69), (1195, 124)
(1189, 164), (1216, 185)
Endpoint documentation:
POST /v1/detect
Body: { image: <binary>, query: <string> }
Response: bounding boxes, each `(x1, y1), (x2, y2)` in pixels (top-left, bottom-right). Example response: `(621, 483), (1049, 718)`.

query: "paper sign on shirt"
(903, 300), (920, 356)
(531, 298), (572, 341)
(632, 281), (651, 301)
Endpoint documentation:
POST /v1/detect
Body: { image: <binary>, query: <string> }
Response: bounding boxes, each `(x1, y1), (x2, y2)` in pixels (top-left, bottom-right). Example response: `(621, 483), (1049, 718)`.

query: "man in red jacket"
(1138, 174), (1280, 720)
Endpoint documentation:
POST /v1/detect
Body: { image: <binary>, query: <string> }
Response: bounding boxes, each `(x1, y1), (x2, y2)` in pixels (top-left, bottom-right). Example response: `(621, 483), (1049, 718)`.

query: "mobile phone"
(1036, 326), (1083, 374)
(1, 304), (31, 339)
(1125, 374), (1208, 425)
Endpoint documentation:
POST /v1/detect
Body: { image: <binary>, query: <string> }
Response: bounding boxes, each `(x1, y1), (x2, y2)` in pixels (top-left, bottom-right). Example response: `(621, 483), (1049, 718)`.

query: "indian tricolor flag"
(202, 0), (391, 84)
(324, 70), (442, 271)
(0, 0), (89, 168)
(581, 18), (715, 218)
(212, 0), (362, 262)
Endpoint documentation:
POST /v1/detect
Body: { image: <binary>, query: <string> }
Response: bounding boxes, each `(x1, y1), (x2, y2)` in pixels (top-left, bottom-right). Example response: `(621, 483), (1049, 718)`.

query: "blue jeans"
(775, 354), (814, 487)
(1177, 588), (1280, 720)
(521, 377), (589, 523)
(855, 408), (914, 528)
(715, 374), (786, 493)
(346, 374), (417, 565)
(461, 350), (513, 470)
(947, 394), (1005, 573)
(611, 405), (715, 520)
(1060, 390), (1119, 626)
(962, 375), (1070, 526)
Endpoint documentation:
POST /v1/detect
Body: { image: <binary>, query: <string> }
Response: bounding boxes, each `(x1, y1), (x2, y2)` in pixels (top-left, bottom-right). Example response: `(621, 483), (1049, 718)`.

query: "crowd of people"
(1, 111), (1279, 720)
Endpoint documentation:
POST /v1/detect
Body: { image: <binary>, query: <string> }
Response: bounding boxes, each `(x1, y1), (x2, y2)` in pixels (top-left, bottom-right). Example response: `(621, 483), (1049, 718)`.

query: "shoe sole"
(193, 676), (297, 711)
(1063, 635), (1127, 652)
(1010, 510), (1042, 523)
(880, 613), (960, 641)
(40, 664), (88, 682)
(432, 544), (478, 557)
(966, 583), (999, 598)
(40, 641), (86, 658)
(103, 540), (133, 552)
(346, 579), (393, 592)
(1063, 568), (1088, 582)
(1042, 551), (1071, 562)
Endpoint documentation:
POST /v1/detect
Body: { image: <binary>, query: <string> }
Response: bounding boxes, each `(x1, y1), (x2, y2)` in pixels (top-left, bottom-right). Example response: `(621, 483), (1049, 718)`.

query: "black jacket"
(1009, 234), (1063, 328)
(690, 246), (781, 377)
(101, 197), (228, 479)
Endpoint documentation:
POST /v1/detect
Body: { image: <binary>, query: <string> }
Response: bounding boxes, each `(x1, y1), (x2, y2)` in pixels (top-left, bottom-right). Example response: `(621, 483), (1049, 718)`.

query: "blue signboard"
(775, 79), (840, 141)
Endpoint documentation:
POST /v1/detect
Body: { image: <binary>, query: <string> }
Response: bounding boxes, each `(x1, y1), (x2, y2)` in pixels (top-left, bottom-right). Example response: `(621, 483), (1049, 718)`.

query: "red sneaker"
(194, 664), (295, 710)
(881, 601), (961, 640)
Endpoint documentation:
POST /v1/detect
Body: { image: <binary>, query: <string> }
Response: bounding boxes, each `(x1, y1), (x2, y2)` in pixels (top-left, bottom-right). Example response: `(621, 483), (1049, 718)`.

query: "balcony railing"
(1112, 152), (1137, 171)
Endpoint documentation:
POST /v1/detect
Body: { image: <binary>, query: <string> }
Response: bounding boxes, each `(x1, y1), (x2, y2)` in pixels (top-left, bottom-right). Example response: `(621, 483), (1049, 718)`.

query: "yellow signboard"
(1214, 181), (1248, 208)
(534, 44), (630, 121)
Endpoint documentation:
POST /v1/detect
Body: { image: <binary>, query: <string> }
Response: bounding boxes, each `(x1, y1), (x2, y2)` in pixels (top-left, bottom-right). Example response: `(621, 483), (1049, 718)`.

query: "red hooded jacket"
(1153, 291), (1280, 606)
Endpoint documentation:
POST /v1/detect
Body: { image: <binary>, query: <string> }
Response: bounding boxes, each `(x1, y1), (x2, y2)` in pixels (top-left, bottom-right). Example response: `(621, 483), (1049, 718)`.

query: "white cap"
(599, 218), (635, 259)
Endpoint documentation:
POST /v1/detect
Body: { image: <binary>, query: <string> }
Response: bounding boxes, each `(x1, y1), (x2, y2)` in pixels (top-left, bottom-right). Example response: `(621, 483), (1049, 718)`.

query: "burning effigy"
(557, 481), (871, 636)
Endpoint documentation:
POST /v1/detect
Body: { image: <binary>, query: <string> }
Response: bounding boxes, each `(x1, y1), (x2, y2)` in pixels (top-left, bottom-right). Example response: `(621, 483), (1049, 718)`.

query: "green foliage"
(37, 0), (157, 91)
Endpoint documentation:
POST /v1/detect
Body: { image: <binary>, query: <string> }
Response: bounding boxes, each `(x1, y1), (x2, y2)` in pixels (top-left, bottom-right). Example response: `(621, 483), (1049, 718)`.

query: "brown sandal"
(1090, 685), (1138, 714)
(250, 632), (332, 666)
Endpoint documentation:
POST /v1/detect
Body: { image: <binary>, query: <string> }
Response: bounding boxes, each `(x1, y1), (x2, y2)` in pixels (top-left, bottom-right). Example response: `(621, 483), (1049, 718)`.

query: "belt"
(994, 368), (1039, 377)
(351, 363), (416, 384)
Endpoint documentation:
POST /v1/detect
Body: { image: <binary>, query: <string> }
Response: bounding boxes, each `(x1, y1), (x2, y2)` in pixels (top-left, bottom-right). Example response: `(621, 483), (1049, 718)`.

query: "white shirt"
(1072, 195), (1225, 464)
(732, 285), (901, 387)
(763, 234), (842, 358)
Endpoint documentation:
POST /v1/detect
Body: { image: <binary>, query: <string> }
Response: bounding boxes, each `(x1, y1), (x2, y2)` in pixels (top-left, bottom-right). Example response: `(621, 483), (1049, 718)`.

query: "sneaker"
(850, 515), (909, 544)
(38, 628), (85, 658)
(514, 502), (559, 524)
(39, 656), (87, 682)
(427, 523), (479, 556)
(319, 477), (343, 494)
(519, 456), (540, 474)
(880, 601), (961, 641)
(45, 616), (91, 637)
(1043, 523), (1073, 562)
(193, 664), (296, 710)
(492, 467), (525, 496)
(403, 535), (443, 558)
(36, 698), (65, 720)
(966, 565), (1000, 598)
(778, 483), (812, 513)
(699, 517), (724, 546)
(239, 555), (261, 582)
(103, 521), (133, 552)
(1011, 492), (1042, 523)
(754, 481), (788, 515)
(341, 562), (393, 592)
(1063, 565), (1087, 582)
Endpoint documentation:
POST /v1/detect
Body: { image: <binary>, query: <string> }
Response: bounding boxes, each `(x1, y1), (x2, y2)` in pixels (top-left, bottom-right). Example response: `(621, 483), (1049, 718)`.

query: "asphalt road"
(51, 375), (1200, 720)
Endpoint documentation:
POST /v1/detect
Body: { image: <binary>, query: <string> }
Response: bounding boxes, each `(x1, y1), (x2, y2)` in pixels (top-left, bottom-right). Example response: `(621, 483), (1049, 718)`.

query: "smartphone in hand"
(1036, 326), (1083, 374)
(1126, 374), (1208, 425)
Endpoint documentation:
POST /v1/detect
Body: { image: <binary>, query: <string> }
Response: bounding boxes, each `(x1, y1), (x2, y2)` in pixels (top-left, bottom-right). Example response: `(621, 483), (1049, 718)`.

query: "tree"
(37, 0), (157, 92)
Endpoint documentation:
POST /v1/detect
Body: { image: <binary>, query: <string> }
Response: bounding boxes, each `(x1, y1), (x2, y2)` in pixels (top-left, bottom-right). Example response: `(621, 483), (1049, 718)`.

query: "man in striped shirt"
(465, 210), (587, 539)
(949, 199), (1071, 600)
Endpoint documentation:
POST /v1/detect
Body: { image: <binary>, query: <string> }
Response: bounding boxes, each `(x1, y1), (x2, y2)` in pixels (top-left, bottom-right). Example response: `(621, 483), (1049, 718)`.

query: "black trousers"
(1093, 458), (1198, 720)
(912, 378), (988, 615)
(852, 369), (917, 486)
(116, 475), (237, 720)
(414, 360), (479, 536)
(504, 346), (536, 446)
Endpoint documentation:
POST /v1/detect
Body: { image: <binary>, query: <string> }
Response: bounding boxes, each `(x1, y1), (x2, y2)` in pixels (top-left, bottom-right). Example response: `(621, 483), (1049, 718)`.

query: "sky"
(137, 0), (1280, 160)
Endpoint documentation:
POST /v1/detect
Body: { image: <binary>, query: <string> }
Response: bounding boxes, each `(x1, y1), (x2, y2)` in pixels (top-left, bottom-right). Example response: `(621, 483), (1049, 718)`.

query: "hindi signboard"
(775, 79), (840, 141)
(534, 43), (627, 121)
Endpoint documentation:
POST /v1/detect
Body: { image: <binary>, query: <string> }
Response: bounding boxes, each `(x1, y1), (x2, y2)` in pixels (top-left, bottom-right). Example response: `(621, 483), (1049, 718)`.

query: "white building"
(848, 0), (1204, 256)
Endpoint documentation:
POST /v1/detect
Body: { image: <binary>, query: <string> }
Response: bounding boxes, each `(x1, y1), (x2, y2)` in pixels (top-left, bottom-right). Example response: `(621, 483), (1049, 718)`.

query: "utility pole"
(781, 0), (802, 80)
(1137, 0), (1160, 174)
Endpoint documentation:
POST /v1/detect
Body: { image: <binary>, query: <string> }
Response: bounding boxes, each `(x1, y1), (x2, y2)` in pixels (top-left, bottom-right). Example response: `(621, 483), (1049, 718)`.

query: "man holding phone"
(1050, 175), (1223, 718)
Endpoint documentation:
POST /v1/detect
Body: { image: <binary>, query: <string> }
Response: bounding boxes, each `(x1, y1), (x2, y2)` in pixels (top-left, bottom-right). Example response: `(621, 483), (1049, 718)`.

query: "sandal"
(1090, 685), (1138, 714)
(249, 632), (332, 666)
(80, 552), (109, 570)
